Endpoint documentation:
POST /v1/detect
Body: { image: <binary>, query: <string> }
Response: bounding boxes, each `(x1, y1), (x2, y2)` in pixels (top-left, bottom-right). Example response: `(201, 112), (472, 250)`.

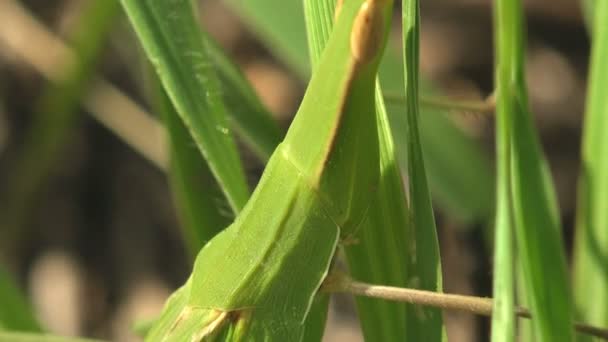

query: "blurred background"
(0, 0), (591, 341)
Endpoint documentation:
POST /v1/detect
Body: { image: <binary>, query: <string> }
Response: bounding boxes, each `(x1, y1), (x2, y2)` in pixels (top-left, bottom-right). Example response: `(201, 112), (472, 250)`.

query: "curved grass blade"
(204, 34), (283, 162)
(402, 1), (444, 340)
(0, 0), (121, 257)
(121, 0), (249, 212)
(152, 80), (232, 259)
(494, 0), (574, 340)
(304, 0), (412, 340)
(573, 0), (608, 339)
(0, 267), (42, 332)
(224, 0), (494, 224)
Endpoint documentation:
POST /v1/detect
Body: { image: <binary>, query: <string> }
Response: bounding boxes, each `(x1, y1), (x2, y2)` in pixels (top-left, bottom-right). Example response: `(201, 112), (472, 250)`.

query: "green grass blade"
(223, 0), (310, 79)
(402, 1), (444, 340)
(573, 0), (608, 338)
(121, 0), (250, 212)
(0, 332), (103, 342)
(0, 267), (42, 332)
(153, 81), (233, 259)
(494, 0), (574, 340)
(1, 0), (121, 255)
(304, 1), (411, 340)
(205, 34), (283, 162)
(224, 0), (493, 223)
(377, 49), (495, 224)
(490, 1), (515, 338)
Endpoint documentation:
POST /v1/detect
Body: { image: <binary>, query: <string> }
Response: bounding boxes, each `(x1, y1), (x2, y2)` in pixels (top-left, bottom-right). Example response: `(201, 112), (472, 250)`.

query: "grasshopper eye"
(350, 0), (385, 65)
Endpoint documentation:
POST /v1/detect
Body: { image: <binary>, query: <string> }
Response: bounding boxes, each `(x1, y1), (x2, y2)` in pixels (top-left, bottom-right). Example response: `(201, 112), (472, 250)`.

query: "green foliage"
(205, 35), (283, 162)
(574, 0), (608, 339)
(304, 0), (416, 340)
(129, 0), (394, 339)
(494, 0), (574, 340)
(402, 1), (444, 340)
(2, 0), (606, 341)
(0, 267), (41, 332)
(155, 84), (232, 259)
(121, 0), (250, 213)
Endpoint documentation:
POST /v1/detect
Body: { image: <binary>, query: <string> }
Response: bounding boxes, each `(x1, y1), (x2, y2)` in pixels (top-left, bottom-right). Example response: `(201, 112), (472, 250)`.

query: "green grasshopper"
(146, 0), (393, 340)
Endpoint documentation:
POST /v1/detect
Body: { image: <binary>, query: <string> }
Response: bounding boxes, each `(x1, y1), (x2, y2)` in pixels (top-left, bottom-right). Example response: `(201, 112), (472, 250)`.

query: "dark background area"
(0, 0), (591, 340)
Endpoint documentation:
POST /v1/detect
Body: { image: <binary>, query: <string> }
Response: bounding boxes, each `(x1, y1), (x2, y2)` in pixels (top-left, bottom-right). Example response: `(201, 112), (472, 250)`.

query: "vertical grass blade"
(494, 0), (574, 340)
(0, 267), (42, 332)
(573, 0), (608, 338)
(1, 0), (121, 256)
(490, 0), (515, 337)
(121, 0), (250, 212)
(402, 1), (444, 340)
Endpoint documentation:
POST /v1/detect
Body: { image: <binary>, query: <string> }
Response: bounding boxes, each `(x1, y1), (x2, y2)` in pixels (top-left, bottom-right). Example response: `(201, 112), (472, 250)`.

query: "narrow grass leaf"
(205, 34), (283, 162)
(1, 0), (121, 256)
(402, 1), (444, 340)
(121, 0), (249, 212)
(573, 0), (608, 338)
(490, 0), (516, 337)
(0, 267), (42, 332)
(153, 80), (232, 259)
(494, 0), (574, 340)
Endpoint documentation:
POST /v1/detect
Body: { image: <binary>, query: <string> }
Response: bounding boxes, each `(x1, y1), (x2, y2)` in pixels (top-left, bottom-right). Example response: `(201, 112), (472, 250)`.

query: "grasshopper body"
(146, 0), (393, 340)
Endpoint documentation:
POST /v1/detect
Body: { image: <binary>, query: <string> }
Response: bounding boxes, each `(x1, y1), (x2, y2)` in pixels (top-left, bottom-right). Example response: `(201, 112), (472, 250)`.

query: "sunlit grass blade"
(573, 0), (608, 338)
(402, 1), (444, 340)
(121, 0), (250, 212)
(494, 0), (574, 340)
(205, 34), (283, 162)
(0, 267), (42, 332)
(490, 1), (515, 337)
(224, 0), (494, 223)
(304, 0), (410, 340)
(153, 81), (233, 259)
(0, 0), (121, 256)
